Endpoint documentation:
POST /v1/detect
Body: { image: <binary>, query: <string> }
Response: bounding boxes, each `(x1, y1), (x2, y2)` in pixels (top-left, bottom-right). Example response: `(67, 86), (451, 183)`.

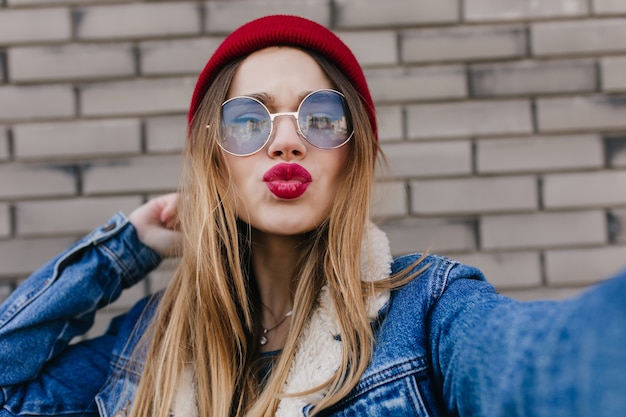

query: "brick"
(407, 100), (532, 139)
(75, 3), (201, 40)
(0, 163), (76, 199)
(501, 286), (584, 301)
(544, 171), (626, 209)
(372, 180), (407, 218)
(0, 52), (5, 83)
(88, 310), (123, 339)
(0, 85), (74, 122)
(140, 38), (222, 76)
(0, 203), (9, 238)
(401, 25), (527, 64)
(148, 257), (180, 293)
(605, 135), (626, 167)
(375, 105), (403, 142)
(537, 95), (626, 132)
(15, 196), (143, 236)
(9, 43), (135, 82)
(546, 246), (626, 285)
(380, 217), (477, 254)
(337, 31), (397, 67)
(0, 282), (15, 305)
(0, 8), (71, 44)
(477, 134), (604, 174)
(335, 0), (458, 27)
(0, 127), (8, 161)
(410, 176), (537, 215)
(0, 237), (76, 277)
(480, 210), (607, 249)
(83, 155), (181, 195)
(145, 115), (186, 153)
(81, 77), (195, 117)
(7, 0), (62, 4)
(601, 56), (626, 91)
(107, 279), (148, 312)
(609, 208), (626, 243)
(9, 0), (95, 4)
(205, 0), (330, 32)
(465, 0), (588, 22)
(381, 141), (471, 178)
(453, 251), (541, 289)
(593, 0), (626, 13)
(532, 19), (626, 56)
(13, 119), (141, 160)
(470, 59), (597, 97)
(366, 65), (467, 102)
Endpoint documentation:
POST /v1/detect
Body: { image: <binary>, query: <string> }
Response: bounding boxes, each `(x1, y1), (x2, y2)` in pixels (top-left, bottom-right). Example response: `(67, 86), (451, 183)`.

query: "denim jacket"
(1, 213), (624, 417)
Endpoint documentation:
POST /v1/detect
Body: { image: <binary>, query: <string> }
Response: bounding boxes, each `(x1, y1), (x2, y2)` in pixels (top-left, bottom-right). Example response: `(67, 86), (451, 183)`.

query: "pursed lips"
(263, 163), (312, 199)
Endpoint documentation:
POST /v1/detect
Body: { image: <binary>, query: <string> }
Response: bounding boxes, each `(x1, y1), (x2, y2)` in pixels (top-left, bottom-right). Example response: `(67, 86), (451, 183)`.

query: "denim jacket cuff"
(86, 212), (162, 289)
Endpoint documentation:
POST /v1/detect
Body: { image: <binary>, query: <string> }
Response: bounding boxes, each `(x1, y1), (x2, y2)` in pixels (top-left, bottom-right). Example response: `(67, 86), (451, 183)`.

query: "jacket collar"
(173, 223), (393, 416)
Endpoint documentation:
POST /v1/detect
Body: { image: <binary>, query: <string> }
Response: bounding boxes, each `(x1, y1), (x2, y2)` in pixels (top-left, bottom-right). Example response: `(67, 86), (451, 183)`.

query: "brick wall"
(1, 0), (626, 334)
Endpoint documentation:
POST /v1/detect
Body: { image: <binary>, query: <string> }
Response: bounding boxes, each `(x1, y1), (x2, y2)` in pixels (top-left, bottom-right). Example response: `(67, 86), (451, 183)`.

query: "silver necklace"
(260, 310), (293, 345)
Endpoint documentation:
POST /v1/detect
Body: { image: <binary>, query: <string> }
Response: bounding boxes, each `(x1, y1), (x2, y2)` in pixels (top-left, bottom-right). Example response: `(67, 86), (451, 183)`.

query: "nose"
(266, 114), (307, 159)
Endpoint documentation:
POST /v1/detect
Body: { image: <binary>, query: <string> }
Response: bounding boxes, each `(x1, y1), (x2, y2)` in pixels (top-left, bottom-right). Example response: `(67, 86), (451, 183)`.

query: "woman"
(0, 15), (624, 417)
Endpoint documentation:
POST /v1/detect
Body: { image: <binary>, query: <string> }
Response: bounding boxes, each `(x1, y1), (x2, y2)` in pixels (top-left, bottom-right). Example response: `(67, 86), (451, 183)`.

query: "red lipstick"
(263, 163), (312, 200)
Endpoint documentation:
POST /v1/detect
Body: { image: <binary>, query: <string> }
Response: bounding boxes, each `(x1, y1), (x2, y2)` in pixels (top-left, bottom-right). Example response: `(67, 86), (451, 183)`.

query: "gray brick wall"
(470, 59), (597, 97)
(2, 0), (626, 334)
(0, 8), (71, 44)
(407, 100), (533, 139)
(13, 119), (142, 159)
(8, 43), (136, 82)
(402, 25), (527, 63)
(464, 0), (589, 21)
(537, 95), (626, 132)
(532, 18), (626, 56)
(602, 56), (626, 91)
(74, 3), (202, 40)
(0, 85), (75, 121)
(0, 128), (8, 161)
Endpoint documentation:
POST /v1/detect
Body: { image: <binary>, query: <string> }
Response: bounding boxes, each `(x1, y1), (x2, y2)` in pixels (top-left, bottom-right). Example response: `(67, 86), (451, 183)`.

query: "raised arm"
(429, 267), (626, 417)
(0, 193), (180, 387)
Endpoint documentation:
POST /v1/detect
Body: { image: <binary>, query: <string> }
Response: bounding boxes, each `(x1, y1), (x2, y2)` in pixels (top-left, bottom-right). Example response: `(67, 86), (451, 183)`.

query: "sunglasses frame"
(216, 88), (354, 156)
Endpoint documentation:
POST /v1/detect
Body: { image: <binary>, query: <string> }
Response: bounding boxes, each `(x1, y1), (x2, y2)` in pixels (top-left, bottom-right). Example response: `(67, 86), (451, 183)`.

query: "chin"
(265, 224), (317, 237)
(242, 204), (331, 237)
(252, 217), (324, 237)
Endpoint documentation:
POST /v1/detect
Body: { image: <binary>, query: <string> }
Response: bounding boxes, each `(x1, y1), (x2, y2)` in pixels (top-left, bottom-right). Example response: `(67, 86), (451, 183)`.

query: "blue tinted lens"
(221, 97), (271, 155)
(298, 90), (353, 149)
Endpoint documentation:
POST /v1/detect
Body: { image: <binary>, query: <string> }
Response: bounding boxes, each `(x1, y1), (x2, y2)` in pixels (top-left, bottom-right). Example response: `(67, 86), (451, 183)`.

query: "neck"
(250, 230), (304, 332)
(251, 230), (305, 351)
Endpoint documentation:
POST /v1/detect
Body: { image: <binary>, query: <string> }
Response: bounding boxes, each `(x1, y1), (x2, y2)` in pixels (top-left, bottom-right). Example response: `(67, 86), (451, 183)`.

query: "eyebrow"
(248, 92), (273, 104)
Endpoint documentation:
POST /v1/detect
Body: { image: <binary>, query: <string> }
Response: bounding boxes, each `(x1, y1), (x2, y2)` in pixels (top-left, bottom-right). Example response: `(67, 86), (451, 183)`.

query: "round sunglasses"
(219, 89), (354, 156)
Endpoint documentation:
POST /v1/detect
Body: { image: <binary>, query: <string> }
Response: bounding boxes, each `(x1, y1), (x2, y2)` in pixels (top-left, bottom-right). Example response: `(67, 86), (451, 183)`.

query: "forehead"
(227, 46), (333, 100)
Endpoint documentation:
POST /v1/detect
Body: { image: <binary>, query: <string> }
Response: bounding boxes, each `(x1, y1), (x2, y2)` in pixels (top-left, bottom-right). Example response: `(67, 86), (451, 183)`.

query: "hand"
(128, 193), (181, 258)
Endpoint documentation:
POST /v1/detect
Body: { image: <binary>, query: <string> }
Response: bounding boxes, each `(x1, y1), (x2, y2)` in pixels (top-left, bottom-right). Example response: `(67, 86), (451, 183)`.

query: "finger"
(160, 193), (180, 226)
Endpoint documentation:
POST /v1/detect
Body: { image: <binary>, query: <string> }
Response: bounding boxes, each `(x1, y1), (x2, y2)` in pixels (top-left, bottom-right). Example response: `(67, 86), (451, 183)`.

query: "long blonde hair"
(128, 49), (414, 417)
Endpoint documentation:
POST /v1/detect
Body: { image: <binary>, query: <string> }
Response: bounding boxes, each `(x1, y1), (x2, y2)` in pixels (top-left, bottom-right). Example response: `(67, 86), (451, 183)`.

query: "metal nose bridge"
(268, 111), (302, 138)
(268, 111), (299, 122)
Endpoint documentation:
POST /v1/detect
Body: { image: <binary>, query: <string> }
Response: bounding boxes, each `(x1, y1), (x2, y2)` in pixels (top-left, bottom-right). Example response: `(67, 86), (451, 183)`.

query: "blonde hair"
(128, 49), (419, 417)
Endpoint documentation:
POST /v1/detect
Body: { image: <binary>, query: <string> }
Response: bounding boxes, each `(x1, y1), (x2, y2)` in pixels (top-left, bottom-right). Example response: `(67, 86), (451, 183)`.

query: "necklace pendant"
(259, 310), (292, 346)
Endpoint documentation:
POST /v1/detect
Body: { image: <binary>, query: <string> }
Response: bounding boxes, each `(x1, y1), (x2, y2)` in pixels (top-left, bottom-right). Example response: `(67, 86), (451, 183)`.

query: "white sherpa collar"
(172, 223), (392, 417)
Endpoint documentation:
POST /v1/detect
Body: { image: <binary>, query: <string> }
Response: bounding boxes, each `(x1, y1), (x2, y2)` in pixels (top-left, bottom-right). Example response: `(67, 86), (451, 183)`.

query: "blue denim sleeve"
(0, 212), (161, 387)
(429, 264), (626, 417)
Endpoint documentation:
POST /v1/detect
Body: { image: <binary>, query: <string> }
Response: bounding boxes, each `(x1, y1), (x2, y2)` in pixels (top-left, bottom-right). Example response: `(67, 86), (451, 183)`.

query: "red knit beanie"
(188, 14), (377, 139)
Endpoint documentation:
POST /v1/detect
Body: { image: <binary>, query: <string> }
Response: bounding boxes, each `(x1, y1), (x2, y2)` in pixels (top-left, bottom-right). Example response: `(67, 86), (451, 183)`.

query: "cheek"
(225, 156), (249, 185)
(224, 158), (255, 204)
(318, 155), (349, 210)
(329, 149), (350, 184)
